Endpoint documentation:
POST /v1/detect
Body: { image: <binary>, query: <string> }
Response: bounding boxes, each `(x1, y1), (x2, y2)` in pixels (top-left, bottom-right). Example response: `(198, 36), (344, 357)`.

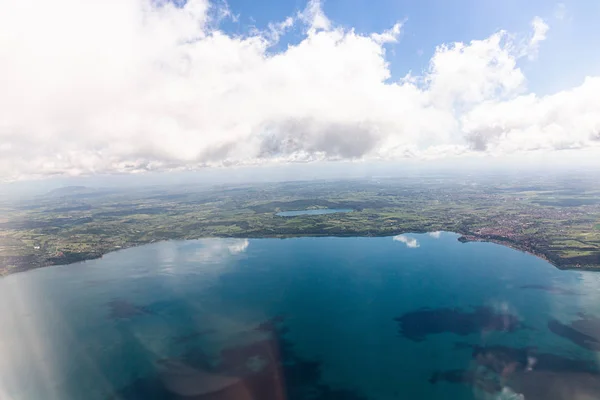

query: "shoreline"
(455, 234), (599, 271)
(3, 231), (599, 277)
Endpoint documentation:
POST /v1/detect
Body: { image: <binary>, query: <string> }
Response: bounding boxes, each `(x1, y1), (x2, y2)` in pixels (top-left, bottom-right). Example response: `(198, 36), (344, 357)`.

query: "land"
(1, 173), (600, 275)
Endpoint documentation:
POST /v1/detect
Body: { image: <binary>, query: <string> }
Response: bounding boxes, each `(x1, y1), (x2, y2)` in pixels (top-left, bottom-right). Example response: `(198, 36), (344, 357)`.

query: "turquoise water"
(276, 208), (353, 216)
(1, 233), (600, 399)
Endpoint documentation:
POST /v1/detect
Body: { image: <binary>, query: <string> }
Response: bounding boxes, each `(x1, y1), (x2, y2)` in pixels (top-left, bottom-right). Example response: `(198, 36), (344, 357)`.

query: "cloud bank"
(1, 0), (599, 181)
(393, 235), (420, 248)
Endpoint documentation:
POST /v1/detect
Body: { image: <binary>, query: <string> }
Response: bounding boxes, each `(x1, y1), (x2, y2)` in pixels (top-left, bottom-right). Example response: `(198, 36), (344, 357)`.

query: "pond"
(1, 233), (600, 399)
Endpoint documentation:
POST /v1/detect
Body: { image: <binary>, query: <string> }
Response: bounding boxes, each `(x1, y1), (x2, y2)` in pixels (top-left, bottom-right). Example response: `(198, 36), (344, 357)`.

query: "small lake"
(2, 233), (600, 399)
(276, 208), (353, 216)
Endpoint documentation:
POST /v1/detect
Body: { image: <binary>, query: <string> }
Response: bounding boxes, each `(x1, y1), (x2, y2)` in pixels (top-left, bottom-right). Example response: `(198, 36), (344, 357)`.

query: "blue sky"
(223, 0), (600, 94)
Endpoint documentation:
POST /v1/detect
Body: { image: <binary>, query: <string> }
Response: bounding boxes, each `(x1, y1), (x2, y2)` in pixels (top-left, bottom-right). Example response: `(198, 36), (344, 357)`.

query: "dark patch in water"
(519, 284), (579, 295)
(107, 299), (152, 320)
(548, 314), (600, 351)
(179, 347), (217, 372)
(428, 369), (473, 384)
(113, 317), (368, 399)
(254, 315), (287, 333)
(172, 329), (216, 344)
(470, 345), (599, 375)
(453, 342), (474, 350)
(108, 376), (172, 400)
(430, 344), (600, 399)
(508, 371), (600, 400)
(394, 306), (522, 341)
(429, 369), (500, 393)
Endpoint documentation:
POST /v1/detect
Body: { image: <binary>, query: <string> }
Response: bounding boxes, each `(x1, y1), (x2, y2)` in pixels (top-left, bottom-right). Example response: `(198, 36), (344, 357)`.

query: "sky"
(1, 0), (600, 182)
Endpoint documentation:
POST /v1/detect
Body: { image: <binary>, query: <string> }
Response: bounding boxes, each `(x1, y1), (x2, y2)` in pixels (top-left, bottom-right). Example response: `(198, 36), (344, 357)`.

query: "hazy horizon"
(3, 159), (600, 200)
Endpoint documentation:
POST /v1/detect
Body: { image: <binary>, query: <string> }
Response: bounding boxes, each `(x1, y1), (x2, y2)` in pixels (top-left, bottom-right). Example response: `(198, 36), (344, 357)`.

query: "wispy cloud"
(524, 16), (549, 59)
(554, 3), (568, 21)
(427, 231), (442, 239)
(393, 235), (420, 248)
(371, 21), (404, 45)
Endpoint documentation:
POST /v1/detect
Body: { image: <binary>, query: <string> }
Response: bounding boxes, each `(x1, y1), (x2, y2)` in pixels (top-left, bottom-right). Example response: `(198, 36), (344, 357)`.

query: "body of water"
(2, 233), (600, 399)
(276, 208), (353, 216)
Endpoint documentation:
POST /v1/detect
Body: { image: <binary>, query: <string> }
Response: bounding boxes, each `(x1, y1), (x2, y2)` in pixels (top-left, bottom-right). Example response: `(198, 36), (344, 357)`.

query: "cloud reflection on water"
(228, 239), (250, 255)
(393, 235), (420, 248)
(185, 239), (250, 263)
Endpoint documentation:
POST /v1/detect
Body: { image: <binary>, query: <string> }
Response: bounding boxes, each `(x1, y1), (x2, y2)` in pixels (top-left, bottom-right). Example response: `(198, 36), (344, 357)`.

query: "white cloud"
(0, 0), (596, 182)
(371, 21), (404, 45)
(525, 16), (549, 59)
(554, 3), (568, 21)
(531, 17), (549, 46)
(266, 16), (295, 43)
(428, 231), (441, 239)
(393, 235), (420, 248)
(426, 31), (526, 108)
(298, 0), (330, 34)
(461, 76), (600, 152)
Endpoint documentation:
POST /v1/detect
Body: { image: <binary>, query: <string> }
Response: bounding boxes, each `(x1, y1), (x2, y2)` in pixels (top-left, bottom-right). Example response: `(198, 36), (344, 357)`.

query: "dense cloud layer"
(1, 0), (599, 181)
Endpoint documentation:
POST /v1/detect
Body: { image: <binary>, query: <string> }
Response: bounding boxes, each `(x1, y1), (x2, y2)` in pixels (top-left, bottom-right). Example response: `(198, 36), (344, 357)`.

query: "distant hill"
(45, 186), (122, 199)
(47, 186), (94, 196)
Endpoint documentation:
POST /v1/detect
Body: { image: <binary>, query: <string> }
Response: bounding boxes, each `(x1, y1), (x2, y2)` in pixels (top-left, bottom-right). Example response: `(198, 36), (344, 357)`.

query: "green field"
(2, 174), (600, 275)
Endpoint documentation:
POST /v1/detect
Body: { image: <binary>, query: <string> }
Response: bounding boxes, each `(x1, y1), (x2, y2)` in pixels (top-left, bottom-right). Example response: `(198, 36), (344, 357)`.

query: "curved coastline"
(3, 231), (597, 277)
